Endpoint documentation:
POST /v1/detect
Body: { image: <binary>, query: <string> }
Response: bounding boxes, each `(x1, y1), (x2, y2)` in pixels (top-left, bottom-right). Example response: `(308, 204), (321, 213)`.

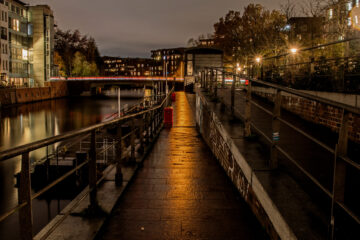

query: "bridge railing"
(199, 67), (360, 239)
(0, 87), (174, 240)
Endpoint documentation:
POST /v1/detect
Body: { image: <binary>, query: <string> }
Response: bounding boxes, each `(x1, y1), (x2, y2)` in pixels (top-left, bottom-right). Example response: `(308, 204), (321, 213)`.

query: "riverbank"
(0, 81), (68, 108)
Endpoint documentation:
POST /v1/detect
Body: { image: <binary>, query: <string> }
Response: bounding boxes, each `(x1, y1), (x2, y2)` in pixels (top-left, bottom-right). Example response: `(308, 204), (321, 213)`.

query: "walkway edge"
(194, 87), (297, 240)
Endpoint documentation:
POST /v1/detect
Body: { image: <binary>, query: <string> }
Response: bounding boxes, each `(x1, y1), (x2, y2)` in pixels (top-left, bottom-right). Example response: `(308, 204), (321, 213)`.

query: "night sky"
(27, 0), (284, 58)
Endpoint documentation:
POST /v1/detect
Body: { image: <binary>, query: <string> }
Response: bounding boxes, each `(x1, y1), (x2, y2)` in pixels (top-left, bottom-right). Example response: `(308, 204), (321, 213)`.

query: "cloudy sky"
(27, 0), (284, 57)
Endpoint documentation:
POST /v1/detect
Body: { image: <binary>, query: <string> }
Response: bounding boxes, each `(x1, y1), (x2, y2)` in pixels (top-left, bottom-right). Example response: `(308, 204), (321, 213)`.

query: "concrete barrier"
(195, 87), (296, 240)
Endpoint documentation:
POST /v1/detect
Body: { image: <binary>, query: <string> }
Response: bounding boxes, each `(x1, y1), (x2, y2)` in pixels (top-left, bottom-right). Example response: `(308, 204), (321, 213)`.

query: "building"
(103, 56), (153, 76)
(198, 38), (215, 47)
(150, 47), (185, 77)
(28, 5), (55, 87)
(287, 17), (325, 47)
(184, 47), (223, 77)
(326, 0), (360, 39)
(0, 0), (55, 87)
(0, 0), (9, 85)
(7, 0), (29, 87)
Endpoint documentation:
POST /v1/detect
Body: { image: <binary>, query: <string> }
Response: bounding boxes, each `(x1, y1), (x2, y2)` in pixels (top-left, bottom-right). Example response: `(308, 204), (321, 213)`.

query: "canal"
(0, 95), (142, 239)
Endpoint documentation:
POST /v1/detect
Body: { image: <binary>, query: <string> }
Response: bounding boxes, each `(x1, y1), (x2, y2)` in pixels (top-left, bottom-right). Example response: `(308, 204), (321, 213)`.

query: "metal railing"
(199, 67), (360, 239)
(254, 38), (360, 93)
(0, 87), (174, 240)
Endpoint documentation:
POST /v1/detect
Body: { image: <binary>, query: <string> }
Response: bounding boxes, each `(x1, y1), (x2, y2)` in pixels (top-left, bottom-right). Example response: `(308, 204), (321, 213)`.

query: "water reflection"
(0, 95), (141, 239)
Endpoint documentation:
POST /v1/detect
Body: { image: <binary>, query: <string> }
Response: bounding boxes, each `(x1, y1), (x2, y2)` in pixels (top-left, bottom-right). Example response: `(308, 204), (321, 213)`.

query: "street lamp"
(290, 48), (298, 54)
(255, 57), (261, 63)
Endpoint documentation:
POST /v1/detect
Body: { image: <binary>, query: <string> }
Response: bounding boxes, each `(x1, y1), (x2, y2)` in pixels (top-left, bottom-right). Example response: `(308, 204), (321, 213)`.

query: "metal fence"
(199, 67), (360, 239)
(244, 38), (360, 93)
(0, 87), (173, 240)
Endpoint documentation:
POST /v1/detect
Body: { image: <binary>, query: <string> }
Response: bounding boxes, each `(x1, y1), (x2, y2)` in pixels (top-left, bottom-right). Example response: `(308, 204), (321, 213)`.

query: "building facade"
(150, 48), (185, 77)
(0, 0), (55, 87)
(287, 17), (325, 47)
(29, 5), (54, 87)
(103, 56), (153, 76)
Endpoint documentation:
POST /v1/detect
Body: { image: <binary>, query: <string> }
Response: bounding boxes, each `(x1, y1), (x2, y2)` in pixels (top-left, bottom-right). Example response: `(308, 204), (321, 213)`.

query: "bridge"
(50, 76), (185, 96)
(0, 69), (359, 240)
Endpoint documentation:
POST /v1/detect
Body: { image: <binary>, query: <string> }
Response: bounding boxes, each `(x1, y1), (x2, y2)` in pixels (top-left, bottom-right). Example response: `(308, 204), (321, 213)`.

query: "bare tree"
(301, 0), (327, 17)
(280, 0), (297, 21)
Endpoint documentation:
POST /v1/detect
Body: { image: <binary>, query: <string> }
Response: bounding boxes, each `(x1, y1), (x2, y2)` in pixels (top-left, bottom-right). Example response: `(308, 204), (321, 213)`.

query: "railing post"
(89, 130), (98, 212)
(19, 152), (33, 240)
(330, 110), (350, 238)
(270, 89), (281, 169)
(145, 113), (150, 144)
(214, 69), (218, 98)
(231, 73), (236, 116)
(115, 124), (123, 186)
(244, 80), (252, 137)
(210, 69), (214, 95)
(222, 70), (225, 88)
(139, 117), (145, 153)
(130, 119), (136, 162)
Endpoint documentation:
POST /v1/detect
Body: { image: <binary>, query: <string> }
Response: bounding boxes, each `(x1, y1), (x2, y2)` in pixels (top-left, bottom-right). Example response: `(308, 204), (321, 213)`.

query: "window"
(347, 2), (352, 11)
(12, 19), (19, 31)
(348, 17), (352, 26)
(329, 9), (333, 19)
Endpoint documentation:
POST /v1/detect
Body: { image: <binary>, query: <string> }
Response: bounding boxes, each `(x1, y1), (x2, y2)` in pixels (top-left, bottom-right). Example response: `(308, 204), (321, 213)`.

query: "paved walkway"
(98, 92), (267, 240)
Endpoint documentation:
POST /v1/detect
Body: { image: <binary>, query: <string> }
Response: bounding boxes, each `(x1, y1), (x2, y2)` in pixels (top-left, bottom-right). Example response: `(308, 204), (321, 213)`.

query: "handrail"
(205, 67), (360, 115)
(0, 86), (174, 240)
(200, 66), (359, 237)
(0, 89), (173, 162)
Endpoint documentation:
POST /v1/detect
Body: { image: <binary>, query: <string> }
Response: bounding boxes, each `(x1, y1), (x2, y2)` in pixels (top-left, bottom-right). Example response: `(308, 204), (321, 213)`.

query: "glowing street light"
(255, 57), (261, 63)
(290, 48), (298, 54)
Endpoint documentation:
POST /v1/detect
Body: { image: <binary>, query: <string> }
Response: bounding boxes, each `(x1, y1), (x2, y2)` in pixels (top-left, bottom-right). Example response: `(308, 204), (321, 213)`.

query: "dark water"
(0, 96), (141, 239)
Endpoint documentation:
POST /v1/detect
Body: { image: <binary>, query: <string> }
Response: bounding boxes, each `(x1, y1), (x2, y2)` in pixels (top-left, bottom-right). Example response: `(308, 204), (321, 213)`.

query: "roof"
(185, 47), (223, 54)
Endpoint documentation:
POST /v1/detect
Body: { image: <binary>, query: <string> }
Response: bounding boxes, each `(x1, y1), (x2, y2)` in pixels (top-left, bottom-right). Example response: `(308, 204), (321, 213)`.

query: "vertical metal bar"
(89, 130), (98, 210)
(214, 70), (218, 98)
(244, 80), (252, 137)
(270, 90), (282, 169)
(131, 119), (136, 162)
(222, 70), (225, 88)
(139, 118), (144, 153)
(231, 73), (236, 116)
(210, 69), (214, 95)
(145, 113), (150, 144)
(115, 124), (123, 186)
(330, 110), (350, 238)
(19, 152), (33, 240)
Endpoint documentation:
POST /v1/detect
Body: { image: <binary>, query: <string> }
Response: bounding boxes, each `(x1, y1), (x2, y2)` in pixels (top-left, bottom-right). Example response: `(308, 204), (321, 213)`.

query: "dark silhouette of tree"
(213, 4), (287, 64)
(54, 29), (103, 77)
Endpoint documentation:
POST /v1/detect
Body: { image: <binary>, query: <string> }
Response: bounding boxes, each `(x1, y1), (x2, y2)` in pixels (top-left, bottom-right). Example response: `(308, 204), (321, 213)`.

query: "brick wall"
(252, 87), (360, 144)
(0, 81), (68, 107)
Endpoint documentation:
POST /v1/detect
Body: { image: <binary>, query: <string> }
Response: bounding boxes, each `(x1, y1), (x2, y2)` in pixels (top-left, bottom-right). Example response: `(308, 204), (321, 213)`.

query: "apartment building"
(28, 5), (54, 86)
(103, 56), (153, 76)
(0, 0), (55, 87)
(150, 48), (185, 77)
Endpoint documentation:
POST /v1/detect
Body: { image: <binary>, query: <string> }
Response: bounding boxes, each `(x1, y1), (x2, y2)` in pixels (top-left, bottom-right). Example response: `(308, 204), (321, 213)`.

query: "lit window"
(357, 0), (360, 7)
(348, 17), (352, 26)
(22, 49), (28, 60)
(329, 9), (333, 19)
(347, 2), (352, 11)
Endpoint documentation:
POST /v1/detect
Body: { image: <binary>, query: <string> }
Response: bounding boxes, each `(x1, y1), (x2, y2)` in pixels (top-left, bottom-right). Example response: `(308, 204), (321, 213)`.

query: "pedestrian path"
(97, 91), (267, 240)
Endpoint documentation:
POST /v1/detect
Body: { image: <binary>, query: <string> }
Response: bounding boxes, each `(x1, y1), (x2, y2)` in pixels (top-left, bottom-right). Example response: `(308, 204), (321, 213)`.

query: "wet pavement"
(98, 92), (267, 240)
